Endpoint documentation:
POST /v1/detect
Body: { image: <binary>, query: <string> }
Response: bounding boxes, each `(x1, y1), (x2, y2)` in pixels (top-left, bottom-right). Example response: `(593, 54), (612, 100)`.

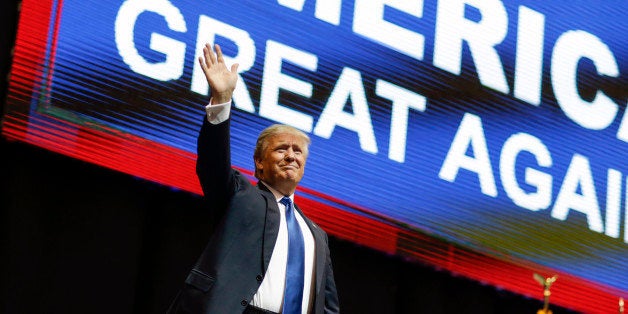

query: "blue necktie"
(280, 197), (305, 314)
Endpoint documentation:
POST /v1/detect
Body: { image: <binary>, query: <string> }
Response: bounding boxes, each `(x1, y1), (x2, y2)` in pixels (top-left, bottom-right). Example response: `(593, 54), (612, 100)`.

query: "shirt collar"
(261, 181), (295, 203)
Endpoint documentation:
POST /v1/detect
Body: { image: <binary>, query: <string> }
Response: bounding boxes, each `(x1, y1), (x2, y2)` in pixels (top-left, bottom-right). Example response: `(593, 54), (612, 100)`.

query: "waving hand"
(198, 43), (239, 105)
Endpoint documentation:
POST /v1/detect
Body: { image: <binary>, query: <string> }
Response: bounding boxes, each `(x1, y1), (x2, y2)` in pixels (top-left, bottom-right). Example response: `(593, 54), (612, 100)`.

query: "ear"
(254, 157), (263, 172)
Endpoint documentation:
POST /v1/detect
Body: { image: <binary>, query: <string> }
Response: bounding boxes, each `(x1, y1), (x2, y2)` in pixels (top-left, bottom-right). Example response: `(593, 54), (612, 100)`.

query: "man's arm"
(196, 116), (232, 205)
(195, 44), (240, 210)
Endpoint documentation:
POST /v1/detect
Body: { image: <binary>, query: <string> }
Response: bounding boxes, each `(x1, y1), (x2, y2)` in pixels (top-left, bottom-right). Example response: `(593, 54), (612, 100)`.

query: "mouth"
(281, 165), (298, 170)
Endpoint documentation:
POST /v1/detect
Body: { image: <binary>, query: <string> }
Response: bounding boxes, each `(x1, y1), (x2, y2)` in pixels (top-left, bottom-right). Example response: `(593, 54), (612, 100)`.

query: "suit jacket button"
(241, 300), (248, 306)
(256, 275), (263, 282)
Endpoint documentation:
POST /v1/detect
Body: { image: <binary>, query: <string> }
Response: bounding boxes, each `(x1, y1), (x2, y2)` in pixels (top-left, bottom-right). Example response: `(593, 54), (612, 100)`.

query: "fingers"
(198, 56), (208, 72)
(214, 44), (225, 64)
(198, 46), (210, 72)
(204, 43), (216, 65)
(198, 43), (238, 73)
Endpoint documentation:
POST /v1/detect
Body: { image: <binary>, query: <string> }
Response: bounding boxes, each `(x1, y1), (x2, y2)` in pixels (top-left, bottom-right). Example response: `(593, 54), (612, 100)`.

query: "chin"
(282, 171), (297, 179)
(284, 175), (298, 182)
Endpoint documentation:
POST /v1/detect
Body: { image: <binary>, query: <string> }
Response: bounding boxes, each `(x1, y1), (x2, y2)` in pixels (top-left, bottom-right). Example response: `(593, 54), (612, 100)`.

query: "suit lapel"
(258, 182), (280, 272)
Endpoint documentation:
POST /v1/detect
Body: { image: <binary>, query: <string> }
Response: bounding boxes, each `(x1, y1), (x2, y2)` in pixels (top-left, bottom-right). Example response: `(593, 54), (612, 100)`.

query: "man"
(167, 43), (339, 314)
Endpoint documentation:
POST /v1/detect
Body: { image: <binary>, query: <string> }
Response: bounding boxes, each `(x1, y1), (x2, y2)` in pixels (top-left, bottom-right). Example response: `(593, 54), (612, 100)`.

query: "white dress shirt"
(205, 100), (316, 313)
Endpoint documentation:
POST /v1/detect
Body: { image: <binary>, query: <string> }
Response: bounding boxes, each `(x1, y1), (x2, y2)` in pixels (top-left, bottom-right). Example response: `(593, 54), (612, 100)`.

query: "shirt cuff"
(205, 99), (231, 125)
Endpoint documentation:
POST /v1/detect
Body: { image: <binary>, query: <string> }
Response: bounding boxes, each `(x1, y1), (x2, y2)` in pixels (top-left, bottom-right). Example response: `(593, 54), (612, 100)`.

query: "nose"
(284, 149), (295, 160)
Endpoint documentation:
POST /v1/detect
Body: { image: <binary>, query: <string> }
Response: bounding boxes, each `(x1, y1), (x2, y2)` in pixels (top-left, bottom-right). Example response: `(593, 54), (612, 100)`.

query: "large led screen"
(3, 0), (627, 312)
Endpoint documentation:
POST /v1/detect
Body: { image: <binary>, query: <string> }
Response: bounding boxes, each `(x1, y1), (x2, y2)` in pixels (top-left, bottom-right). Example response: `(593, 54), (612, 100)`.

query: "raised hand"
(198, 43), (239, 105)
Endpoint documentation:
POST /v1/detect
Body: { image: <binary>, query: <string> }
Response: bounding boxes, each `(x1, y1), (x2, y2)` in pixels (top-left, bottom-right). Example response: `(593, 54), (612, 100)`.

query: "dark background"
(0, 1), (579, 313)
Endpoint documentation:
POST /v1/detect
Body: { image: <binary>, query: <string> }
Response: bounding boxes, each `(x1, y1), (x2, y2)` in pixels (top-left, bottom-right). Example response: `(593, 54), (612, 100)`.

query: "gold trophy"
(534, 273), (557, 314)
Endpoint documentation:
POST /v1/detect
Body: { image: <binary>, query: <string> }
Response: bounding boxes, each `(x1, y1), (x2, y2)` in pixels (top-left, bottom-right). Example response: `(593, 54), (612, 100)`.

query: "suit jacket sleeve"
(196, 116), (236, 221)
(324, 233), (340, 313)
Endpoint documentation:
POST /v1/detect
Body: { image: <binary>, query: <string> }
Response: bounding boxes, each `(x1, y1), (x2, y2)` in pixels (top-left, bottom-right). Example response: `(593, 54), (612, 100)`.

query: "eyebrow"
(273, 142), (304, 151)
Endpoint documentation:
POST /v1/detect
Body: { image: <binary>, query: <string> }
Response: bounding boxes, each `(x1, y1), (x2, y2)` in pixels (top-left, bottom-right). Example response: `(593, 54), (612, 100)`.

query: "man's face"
(255, 133), (307, 195)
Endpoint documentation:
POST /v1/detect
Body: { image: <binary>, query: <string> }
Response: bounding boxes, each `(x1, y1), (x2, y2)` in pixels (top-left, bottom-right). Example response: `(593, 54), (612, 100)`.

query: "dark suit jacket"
(168, 117), (340, 313)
